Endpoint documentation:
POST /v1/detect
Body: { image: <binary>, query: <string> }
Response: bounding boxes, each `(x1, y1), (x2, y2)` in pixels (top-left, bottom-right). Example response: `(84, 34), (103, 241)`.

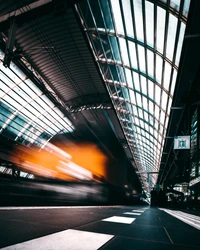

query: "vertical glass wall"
(0, 49), (73, 149)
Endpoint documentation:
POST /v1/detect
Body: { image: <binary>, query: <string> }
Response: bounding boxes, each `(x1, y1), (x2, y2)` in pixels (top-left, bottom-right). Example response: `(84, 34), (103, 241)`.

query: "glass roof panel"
(171, 69), (177, 96)
(110, 0), (124, 35)
(119, 38), (130, 66)
(125, 68), (133, 88)
(130, 89), (136, 104)
(166, 13), (178, 61)
(133, 0), (144, 42)
(156, 6), (166, 54)
(161, 91), (168, 111)
(145, 1), (154, 48)
(170, 0), (181, 12)
(138, 45), (146, 73)
(133, 72), (140, 92)
(183, 0), (191, 18)
(155, 85), (161, 106)
(122, 0), (134, 38)
(148, 80), (154, 101)
(147, 49), (154, 78)
(100, 0), (114, 31)
(128, 41), (138, 70)
(0, 50), (73, 147)
(136, 93), (142, 106)
(175, 22), (186, 66)
(156, 55), (163, 84)
(109, 36), (121, 63)
(78, 0), (190, 191)
(163, 62), (172, 91)
(140, 76), (147, 95)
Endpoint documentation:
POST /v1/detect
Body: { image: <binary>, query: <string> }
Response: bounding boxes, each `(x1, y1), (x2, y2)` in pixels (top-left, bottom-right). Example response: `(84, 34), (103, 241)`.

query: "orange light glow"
(9, 142), (108, 182)
(60, 142), (108, 180)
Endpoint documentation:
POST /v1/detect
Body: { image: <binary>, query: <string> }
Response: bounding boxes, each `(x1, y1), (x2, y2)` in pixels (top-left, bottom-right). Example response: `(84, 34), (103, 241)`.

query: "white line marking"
(102, 216), (135, 224)
(1, 229), (114, 250)
(132, 210), (144, 213)
(0, 206), (121, 210)
(123, 212), (141, 215)
(159, 208), (200, 230)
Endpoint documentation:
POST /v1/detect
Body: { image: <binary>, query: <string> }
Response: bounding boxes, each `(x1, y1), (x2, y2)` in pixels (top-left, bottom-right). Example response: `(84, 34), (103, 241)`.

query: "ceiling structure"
(0, 0), (200, 194)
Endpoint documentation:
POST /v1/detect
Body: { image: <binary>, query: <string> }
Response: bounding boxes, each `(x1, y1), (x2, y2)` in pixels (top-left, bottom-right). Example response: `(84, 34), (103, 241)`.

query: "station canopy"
(76, 0), (191, 191)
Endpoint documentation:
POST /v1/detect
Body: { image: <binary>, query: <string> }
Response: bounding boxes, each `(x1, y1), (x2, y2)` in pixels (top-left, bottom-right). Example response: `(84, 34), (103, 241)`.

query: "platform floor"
(0, 205), (199, 249)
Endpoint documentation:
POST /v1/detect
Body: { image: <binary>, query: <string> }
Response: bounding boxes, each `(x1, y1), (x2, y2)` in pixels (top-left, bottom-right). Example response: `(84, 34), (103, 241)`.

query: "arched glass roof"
(77, 0), (191, 191)
(0, 50), (73, 149)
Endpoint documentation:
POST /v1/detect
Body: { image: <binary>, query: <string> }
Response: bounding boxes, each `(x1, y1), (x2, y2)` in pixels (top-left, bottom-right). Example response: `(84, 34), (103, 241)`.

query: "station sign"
(174, 136), (190, 149)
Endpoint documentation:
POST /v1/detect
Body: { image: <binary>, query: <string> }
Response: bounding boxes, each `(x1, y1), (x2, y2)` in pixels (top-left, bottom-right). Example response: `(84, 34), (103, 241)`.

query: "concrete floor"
(0, 205), (199, 249)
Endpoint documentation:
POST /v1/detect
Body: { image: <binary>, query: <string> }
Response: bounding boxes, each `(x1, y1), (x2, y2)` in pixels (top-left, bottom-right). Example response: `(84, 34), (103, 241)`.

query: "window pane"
(140, 75), (147, 95)
(149, 100), (154, 114)
(110, 0), (124, 35)
(155, 85), (161, 106)
(157, 7), (166, 54)
(161, 91), (168, 110)
(130, 89), (136, 104)
(143, 96), (148, 111)
(128, 41), (138, 69)
(136, 93), (142, 106)
(175, 23), (186, 66)
(148, 80), (154, 100)
(163, 62), (171, 91)
(133, 0), (144, 42)
(183, 0), (191, 18)
(170, 69), (177, 96)
(156, 55), (163, 84)
(122, 0), (134, 38)
(100, 0), (114, 31)
(133, 72), (140, 91)
(170, 0), (181, 12)
(125, 68), (133, 88)
(166, 13), (178, 61)
(119, 38), (130, 66)
(147, 49), (154, 78)
(109, 36), (121, 62)
(138, 45), (146, 73)
(145, 1), (154, 48)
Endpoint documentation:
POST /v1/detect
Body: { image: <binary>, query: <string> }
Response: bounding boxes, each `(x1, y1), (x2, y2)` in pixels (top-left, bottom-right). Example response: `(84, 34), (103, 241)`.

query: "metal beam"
(0, 0), (52, 23)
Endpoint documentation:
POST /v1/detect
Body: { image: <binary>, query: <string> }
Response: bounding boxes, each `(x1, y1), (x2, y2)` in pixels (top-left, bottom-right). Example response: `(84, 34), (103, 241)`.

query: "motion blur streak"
(9, 142), (108, 182)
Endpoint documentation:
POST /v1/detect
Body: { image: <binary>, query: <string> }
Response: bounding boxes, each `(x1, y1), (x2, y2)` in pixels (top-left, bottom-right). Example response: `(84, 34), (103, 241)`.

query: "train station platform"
(0, 205), (199, 249)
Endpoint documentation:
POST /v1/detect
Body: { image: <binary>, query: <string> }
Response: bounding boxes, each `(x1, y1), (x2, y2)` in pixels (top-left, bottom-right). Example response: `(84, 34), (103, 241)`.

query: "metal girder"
(0, 0), (52, 24)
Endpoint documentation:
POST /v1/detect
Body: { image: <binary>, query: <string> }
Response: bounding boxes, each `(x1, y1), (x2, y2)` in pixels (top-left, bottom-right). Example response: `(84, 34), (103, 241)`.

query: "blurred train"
(0, 140), (146, 206)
